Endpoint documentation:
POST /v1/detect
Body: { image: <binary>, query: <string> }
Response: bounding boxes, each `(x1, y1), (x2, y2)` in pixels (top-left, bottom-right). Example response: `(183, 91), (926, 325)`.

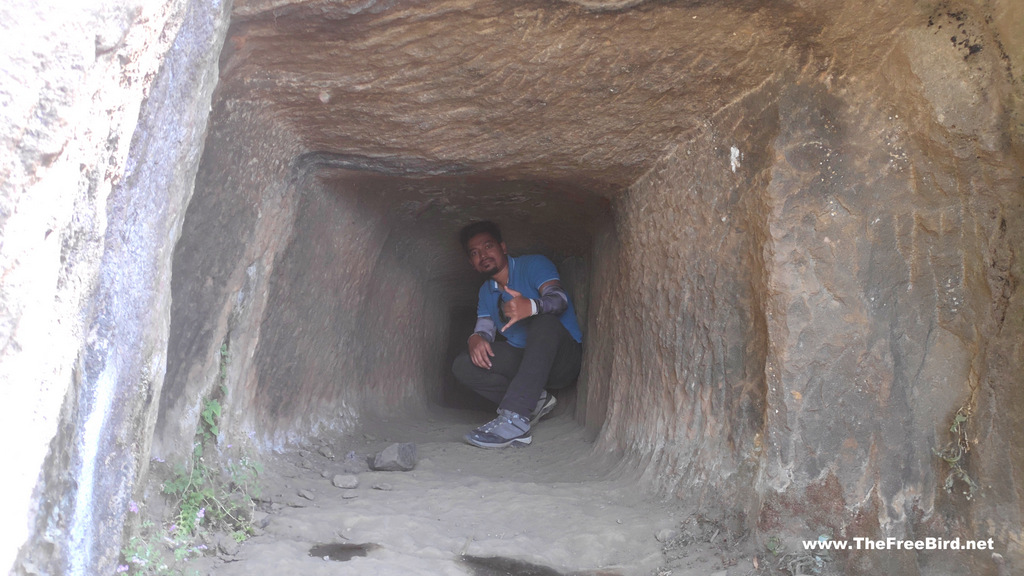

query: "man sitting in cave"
(452, 221), (584, 449)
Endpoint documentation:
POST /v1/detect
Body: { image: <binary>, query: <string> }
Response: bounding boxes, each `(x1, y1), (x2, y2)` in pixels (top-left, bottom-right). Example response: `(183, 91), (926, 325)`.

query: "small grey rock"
(217, 534), (240, 556)
(343, 458), (370, 474)
(298, 449), (311, 458)
(341, 492), (359, 499)
(372, 482), (393, 491)
(371, 443), (417, 471)
(333, 474), (359, 489)
(656, 528), (680, 543)
(319, 446), (336, 459)
(298, 488), (316, 501)
(251, 511), (270, 529)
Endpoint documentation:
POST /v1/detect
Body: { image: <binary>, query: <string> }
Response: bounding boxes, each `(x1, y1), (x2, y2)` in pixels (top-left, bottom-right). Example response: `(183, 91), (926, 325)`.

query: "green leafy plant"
(199, 398), (221, 442)
(934, 406), (979, 499)
(162, 455), (260, 538)
(119, 519), (170, 575)
(118, 508), (206, 576)
(121, 343), (262, 575)
(163, 394), (260, 541)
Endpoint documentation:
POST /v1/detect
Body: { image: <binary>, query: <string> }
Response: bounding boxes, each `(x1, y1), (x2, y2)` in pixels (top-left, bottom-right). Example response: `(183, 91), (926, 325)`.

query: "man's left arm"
(529, 279), (569, 316)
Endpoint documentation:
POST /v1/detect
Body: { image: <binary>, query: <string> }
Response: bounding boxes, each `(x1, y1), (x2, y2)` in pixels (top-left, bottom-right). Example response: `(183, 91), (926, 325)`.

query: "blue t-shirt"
(476, 255), (583, 349)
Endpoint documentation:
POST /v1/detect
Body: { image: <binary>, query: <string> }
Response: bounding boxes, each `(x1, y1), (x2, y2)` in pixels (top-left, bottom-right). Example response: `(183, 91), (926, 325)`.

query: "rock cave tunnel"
(5, 0), (1023, 575)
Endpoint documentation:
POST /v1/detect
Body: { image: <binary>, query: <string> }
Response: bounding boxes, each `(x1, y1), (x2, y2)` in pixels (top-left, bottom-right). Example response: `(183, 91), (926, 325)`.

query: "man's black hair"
(459, 221), (503, 252)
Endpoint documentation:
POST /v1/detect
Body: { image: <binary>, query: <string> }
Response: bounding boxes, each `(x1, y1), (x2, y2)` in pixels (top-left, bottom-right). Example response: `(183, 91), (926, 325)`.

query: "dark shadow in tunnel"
(440, 305), (499, 411)
(460, 555), (565, 576)
(308, 542), (378, 561)
(460, 555), (625, 576)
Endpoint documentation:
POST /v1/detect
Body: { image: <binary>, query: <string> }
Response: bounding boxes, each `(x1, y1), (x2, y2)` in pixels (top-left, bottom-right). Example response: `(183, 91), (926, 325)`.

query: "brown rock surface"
(3, 0), (1022, 575)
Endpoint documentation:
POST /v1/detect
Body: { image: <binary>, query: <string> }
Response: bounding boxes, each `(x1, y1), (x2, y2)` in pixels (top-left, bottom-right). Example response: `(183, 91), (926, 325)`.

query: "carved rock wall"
(154, 99), (305, 459)
(755, 7), (1023, 574)
(584, 3), (1023, 571)
(757, 66), (1022, 573)
(585, 112), (772, 525)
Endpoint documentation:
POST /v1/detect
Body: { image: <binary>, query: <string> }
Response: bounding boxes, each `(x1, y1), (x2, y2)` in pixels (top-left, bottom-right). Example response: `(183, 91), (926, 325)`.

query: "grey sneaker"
(465, 409), (532, 448)
(531, 390), (557, 422)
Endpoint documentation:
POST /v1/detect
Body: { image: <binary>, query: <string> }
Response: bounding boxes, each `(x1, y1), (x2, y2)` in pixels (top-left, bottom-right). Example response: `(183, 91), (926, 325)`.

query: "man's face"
(466, 233), (508, 276)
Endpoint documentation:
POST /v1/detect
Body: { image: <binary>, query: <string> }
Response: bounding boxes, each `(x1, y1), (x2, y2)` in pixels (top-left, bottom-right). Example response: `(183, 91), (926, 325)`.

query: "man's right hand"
(468, 333), (494, 369)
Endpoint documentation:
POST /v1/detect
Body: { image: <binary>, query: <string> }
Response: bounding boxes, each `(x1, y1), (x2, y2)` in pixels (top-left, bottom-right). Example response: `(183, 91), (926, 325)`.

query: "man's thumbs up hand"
(500, 285), (533, 331)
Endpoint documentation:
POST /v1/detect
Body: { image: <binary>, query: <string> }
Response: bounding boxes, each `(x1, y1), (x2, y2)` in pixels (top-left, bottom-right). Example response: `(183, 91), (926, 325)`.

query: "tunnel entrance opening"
(156, 0), (774, 517)
(160, 159), (616, 450)
(146, 1), (785, 572)
(250, 168), (615, 440)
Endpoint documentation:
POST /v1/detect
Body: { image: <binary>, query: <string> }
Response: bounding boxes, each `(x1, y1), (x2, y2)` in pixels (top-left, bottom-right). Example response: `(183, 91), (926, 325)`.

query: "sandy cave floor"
(189, 405), (760, 576)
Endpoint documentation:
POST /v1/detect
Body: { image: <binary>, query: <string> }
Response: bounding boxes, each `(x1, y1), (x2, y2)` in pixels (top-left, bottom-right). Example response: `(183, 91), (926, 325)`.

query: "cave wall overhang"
(2, 0), (232, 573)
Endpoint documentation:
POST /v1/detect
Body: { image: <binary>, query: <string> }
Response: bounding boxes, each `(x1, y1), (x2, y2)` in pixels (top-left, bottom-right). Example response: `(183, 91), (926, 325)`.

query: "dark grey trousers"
(452, 314), (582, 418)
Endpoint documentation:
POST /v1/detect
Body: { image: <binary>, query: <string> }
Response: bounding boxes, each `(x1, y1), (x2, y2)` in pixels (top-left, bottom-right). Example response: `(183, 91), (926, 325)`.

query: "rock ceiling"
(218, 0), (826, 191)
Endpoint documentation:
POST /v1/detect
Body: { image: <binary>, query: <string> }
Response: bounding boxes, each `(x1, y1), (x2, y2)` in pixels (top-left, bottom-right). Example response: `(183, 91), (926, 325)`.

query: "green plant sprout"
(199, 398), (221, 442)
(218, 342), (229, 386)
(934, 406), (979, 499)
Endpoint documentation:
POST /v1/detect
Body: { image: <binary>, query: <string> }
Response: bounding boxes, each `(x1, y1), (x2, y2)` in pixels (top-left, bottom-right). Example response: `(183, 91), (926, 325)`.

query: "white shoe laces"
(477, 411), (527, 435)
